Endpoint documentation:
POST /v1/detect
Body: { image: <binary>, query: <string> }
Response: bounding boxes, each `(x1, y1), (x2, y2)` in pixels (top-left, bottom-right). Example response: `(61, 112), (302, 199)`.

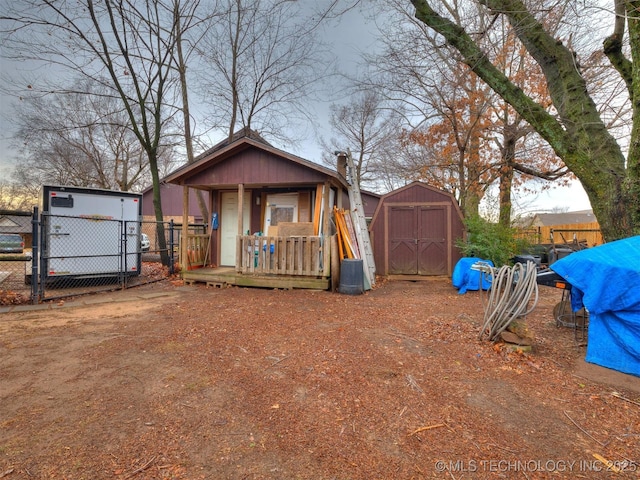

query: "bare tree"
(405, 0), (637, 240)
(1, 0), (204, 263)
(196, 0), (333, 144)
(364, 0), (574, 223)
(171, 0), (213, 222)
(0, 180), (38, 211)
(321, 90), (404, 192)
(12, 79), (177, 192)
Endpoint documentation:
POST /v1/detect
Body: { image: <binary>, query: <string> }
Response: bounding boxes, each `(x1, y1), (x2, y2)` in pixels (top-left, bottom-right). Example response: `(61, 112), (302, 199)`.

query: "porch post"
(182, 185), (189, 271)
(322, 181), (331, 276)
(237, 183), (244, 235)
(322, 181), (330, 235)
(209, 190), (215, 265)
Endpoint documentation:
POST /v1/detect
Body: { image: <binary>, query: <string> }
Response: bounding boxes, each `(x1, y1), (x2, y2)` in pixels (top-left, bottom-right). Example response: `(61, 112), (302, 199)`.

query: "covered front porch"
(163, 133), (350, 290)
(181, 233), (335, 289)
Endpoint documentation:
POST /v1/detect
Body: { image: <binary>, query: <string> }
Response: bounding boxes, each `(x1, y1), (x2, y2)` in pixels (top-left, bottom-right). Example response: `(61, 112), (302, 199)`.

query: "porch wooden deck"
(182, 266), (330, 290)
(181, 233), (332, 290)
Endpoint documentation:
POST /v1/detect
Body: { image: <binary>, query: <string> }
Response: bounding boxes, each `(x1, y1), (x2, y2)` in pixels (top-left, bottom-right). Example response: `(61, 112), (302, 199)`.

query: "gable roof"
(530, 210), (597, 227)
(369, 181), (464, 228)
(0, 210), (32, 234)
(379, 180), (457, 199)
(163, 130), (347, 189)
(195, 127), (273, 160)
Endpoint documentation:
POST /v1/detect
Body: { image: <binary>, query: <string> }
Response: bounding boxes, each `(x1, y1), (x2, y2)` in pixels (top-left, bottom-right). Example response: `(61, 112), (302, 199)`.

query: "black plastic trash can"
(338, 258), (364, 295)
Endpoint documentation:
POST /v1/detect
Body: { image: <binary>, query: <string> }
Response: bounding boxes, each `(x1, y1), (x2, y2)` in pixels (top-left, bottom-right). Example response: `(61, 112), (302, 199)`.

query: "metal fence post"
(120, 219), (126, 289)
(39, 213), (47, 300)
(169, 219), (175, 275)
(30, 206), (39, 304)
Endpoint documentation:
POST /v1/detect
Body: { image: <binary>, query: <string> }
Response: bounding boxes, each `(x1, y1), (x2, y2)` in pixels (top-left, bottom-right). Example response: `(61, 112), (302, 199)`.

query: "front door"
(388, 205), (449, 275)
(220, 191), (251, 266)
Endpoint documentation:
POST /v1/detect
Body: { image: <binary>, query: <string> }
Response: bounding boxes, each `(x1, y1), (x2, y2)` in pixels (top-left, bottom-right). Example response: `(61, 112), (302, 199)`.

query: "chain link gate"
(29, 207), (176, 303)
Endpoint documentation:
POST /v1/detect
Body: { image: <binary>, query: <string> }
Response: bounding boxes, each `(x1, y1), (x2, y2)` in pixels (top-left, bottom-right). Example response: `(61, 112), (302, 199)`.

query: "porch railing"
(237, 235), (325, 276)
(182, 233), (209, 270)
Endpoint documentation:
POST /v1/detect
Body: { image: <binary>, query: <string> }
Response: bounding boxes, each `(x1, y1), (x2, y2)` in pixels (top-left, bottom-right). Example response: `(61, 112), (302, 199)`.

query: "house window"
(269, 205), (294, 225)
(264, 193), (298, 233)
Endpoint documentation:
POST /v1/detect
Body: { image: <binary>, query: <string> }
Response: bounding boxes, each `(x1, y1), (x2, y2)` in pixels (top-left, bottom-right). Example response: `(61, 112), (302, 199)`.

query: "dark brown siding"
(339, 190), (381, 217)
(369, 182), (465, 276)
(186, 148), (329, 187)
(142, 183), (207, 218)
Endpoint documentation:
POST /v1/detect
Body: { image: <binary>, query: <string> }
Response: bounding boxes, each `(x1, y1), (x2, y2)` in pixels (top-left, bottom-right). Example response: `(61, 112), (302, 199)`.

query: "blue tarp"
(551, 236), (640, 377)
(452, 257), (493, 294)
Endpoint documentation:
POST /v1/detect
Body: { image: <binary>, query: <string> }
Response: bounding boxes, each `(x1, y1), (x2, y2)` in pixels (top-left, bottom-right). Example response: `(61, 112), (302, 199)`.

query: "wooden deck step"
(182, 267), (329, 290)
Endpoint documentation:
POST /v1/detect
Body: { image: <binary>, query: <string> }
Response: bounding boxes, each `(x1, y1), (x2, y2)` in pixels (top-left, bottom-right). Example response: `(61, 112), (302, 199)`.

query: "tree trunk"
(149, 149), (169, 266)
(175, 5), (210, 224)
(228, 0), (242, 141)
(622, 4), (640, 236)
(465, 126), (483, 217)
(498, 166), (513, 227)
(462, 151), (482, 216)
(457, 150), (469, 216)
(411, 0), (636, 240)
(499, 124), (516, 227)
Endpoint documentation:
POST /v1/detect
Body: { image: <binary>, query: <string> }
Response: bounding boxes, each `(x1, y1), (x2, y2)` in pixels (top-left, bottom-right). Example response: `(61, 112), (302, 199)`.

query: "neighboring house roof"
(360, 189), (381, 218)
(529, 210), (597, 227)
(0, 210), (32, 234)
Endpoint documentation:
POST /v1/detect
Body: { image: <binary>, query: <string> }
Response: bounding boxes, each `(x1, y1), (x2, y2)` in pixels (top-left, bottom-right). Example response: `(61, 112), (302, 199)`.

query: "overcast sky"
(0, 1), (592, 213)
(0, 2), (377, 167)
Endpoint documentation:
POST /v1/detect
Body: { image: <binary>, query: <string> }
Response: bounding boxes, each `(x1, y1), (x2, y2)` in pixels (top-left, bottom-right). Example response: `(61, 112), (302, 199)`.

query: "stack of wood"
(333, 206), (360, 260)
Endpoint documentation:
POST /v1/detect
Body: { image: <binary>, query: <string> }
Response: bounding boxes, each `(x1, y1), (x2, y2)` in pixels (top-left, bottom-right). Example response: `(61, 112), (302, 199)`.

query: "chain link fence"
(0, 209), (180, 305)
(0, 251), (32, 305)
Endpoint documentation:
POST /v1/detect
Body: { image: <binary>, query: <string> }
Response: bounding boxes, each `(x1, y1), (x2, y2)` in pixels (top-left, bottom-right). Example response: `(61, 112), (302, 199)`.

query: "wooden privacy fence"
(237, 235), (325, 276)
(517, 222), (603, 247)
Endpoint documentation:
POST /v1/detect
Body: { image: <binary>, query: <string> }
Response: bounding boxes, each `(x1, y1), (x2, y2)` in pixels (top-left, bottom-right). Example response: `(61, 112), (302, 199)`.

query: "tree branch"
(603, 0), (632, 96)
(410, 0), (570, 160)
(512, 162), (569, 181)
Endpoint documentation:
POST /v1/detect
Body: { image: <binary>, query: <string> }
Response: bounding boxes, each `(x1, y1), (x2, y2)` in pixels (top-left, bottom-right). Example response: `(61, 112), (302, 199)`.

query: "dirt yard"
(1, 278), (638, 479)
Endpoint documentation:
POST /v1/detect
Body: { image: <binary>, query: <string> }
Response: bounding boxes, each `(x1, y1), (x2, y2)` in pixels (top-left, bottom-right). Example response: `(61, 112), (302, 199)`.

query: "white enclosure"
(42, 185), (143, 277)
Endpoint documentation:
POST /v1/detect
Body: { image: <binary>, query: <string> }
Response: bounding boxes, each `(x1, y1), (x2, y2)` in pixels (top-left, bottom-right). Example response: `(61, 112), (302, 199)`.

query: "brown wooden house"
(369, 182), (465, 277)
(161, 130), (351, 289)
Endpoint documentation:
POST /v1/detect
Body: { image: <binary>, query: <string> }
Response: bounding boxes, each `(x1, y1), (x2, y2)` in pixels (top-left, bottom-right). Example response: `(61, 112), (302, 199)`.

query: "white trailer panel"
(42, 185), (142, 277)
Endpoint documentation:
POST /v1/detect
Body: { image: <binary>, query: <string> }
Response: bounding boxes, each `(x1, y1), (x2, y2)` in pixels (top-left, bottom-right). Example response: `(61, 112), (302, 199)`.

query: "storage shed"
(369, 182), (465, 276)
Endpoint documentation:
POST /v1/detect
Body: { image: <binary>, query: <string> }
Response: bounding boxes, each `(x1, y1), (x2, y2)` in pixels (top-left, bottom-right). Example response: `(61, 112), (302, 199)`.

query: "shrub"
(456, 215), (531, 267)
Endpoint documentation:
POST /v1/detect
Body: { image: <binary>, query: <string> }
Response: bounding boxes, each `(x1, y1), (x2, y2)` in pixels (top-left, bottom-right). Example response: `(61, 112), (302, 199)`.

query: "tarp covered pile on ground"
(550, 236), (640, 377)
(452, 257), (493, 294)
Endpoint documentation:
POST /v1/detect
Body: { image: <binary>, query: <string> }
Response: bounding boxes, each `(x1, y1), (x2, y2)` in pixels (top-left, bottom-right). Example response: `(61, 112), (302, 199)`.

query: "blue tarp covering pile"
(550, 236), (640, 377)
(452, 257), (493, 294)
